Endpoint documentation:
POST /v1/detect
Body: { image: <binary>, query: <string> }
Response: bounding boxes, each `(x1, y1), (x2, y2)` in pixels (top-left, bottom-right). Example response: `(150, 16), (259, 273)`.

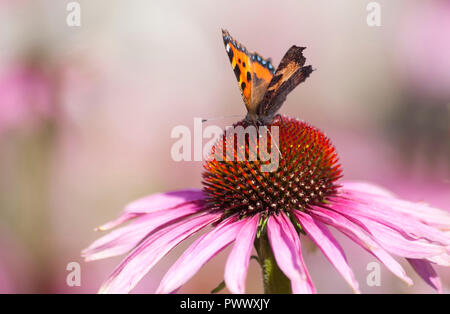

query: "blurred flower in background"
(395, 0), (450, 100)
(0, 224), (33, 293)
(0, 53), (62, 292)
(388, 0), (450, 179)
(0, 60), (54, 136)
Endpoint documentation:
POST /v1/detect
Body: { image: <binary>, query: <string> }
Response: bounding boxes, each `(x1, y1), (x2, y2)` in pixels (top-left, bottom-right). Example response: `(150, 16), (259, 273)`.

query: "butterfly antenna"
(262, 125), (283, 159)
(201, 115), (244, 123)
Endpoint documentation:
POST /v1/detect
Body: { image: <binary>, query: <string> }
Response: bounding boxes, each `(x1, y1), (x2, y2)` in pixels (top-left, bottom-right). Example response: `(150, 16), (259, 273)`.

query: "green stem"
(255, 233), (292, 294)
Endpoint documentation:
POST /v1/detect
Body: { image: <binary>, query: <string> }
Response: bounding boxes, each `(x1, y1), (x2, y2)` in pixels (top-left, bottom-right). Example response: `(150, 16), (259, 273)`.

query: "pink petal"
(427, 253), (450, 267)
(156, 216), (247, 294)
(224, 214), (260, 294)
(96, 212), (139, 232)
(342, 182), (450, 230)
(97, 189), (205, 231)
(124, 189), (205, 214)
(384, 199), (450, 231)
(407, 259), (443, 293)
(342, 181), (395, 198)
(311, 206), (414, 286)
(349, 215), (447, 259)
(82, 202), (203, 261)
(294, 211), (360, 293)
(267, 213), (316, 294)
(327, 193), (450, 246)
(99, 212), (220, 293)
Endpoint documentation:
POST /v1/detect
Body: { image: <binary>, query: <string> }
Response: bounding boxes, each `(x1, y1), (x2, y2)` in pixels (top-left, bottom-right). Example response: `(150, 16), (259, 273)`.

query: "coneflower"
(82, 30), (450, 294)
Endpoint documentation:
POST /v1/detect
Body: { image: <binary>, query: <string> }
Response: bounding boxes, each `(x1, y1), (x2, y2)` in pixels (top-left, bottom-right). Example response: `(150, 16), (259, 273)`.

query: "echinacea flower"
(0, 64), (53, 136)
(396, 0), (450, 100)
(83, 115), (450, 294)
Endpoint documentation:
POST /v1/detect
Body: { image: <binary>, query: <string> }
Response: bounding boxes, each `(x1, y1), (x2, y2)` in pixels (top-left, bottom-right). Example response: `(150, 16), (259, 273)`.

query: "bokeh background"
(0, 0), (449, 293)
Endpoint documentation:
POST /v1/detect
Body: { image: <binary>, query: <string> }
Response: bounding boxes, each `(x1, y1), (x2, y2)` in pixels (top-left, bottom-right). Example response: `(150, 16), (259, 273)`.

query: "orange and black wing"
(258, 46), (313, 122)
(222, 29), (275, 117)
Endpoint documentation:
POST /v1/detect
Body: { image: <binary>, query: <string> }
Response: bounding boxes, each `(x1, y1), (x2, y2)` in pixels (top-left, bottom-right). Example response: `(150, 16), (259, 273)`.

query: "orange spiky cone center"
(202, 115), (342, 218)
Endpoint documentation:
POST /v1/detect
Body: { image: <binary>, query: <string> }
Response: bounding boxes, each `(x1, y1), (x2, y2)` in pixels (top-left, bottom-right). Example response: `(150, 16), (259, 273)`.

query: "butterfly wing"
(257, 46), (313, 122)
(222, 29), (275, 119)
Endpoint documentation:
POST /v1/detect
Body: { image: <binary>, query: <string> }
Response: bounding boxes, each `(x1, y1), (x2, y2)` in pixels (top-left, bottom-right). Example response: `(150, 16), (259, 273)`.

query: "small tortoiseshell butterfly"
(222, 29), (313, 125)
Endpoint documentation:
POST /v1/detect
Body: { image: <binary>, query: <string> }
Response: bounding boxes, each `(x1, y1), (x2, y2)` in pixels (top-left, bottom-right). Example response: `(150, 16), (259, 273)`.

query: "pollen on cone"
(202, 115), (342, 218)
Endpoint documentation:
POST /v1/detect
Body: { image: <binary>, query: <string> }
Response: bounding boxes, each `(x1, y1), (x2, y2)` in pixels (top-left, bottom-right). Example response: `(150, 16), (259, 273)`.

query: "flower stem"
(255, 233), (292, 294)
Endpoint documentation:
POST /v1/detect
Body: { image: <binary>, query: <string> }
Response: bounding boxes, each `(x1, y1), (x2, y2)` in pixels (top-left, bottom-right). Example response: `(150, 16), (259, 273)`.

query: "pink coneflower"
(83, 115), (450, 294)
(0, 63), (53, 135)
(395, 0), (450, 100)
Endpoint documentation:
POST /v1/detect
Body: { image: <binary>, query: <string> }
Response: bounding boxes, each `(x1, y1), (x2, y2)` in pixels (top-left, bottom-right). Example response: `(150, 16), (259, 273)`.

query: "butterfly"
(222, 29), (313, 125)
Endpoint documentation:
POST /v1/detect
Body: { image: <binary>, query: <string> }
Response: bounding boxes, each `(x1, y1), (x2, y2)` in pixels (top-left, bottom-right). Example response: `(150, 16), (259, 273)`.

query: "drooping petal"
(97, 189), (205, 231)
(267, 212), (316, 294)
(407, 259), (443, 293)
(427, 253), (450, 267)
(311, 206), (413, 285)
(348, 215), (447, 259)
(342, 182), (450, 230)
(99, 212), (220, 293)
(342, 181), (395, 198)
(96, 212), (139, 232)
(82, 202), (203, 261)
(156, 216), (247, 294)
(294, 211), (360, 293)
(123, 189), (205, 214)
(326, 193), (450, 246)
(224, 214), (260, 294)
(382, 199), (450, 231)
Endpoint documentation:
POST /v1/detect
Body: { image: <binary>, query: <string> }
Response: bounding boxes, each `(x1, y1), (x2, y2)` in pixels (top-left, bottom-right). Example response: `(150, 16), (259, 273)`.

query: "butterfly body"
(222, 29), (313, 125)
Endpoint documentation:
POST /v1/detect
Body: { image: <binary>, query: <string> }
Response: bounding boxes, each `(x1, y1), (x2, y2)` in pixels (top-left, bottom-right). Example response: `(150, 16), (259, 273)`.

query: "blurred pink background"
(0, 0), (449, 293)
